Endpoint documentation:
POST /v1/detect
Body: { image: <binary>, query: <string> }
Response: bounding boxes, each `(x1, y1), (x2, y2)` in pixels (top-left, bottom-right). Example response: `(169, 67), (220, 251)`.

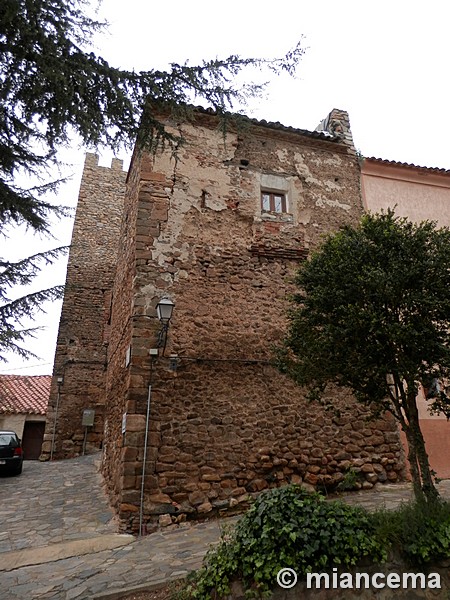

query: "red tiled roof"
(0, 375), (51, 415)
(188, 105), (343, 143)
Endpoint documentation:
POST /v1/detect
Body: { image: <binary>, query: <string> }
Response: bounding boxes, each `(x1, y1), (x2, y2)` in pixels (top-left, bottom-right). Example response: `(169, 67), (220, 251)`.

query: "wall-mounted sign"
(82, 409), (95, 427)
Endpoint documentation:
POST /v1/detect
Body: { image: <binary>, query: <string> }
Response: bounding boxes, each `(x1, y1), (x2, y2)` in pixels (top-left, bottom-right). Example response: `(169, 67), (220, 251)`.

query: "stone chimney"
(315, 108), (356, 155)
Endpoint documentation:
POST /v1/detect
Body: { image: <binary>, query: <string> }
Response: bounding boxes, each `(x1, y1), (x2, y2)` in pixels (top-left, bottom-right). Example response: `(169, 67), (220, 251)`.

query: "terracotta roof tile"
(364, 157), (450, 175)
(0, 375), (51, 415)
(191, 105), (343, 143)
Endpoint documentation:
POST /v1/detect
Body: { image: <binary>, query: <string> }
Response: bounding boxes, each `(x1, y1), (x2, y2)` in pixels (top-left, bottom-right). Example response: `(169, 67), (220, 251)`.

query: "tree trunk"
(407, 392), (439, 502)
(389, 375), (432, 502)
(403, 424), (425, 502)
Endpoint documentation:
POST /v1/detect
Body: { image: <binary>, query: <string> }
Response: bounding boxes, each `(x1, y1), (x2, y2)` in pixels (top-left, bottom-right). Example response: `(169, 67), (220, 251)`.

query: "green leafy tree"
(0, 0), (304, 360)
(280, 210), (450, 503)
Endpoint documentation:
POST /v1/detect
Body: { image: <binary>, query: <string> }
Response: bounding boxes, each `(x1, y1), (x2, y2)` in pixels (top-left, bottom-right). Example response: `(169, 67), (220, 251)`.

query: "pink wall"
(362, 159), (450, 224)
(362, 158), (450, 479)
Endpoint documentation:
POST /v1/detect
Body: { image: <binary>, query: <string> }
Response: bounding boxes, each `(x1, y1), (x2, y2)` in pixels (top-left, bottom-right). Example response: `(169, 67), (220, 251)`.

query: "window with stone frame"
(261, 191), (288, 214)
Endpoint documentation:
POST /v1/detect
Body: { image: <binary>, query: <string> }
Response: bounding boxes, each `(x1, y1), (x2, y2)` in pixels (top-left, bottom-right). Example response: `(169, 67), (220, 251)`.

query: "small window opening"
(261, 191), (287, 214)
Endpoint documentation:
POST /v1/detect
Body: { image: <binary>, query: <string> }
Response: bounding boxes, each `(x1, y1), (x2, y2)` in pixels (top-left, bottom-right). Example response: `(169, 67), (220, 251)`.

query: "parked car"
(0, 430), (24, 475)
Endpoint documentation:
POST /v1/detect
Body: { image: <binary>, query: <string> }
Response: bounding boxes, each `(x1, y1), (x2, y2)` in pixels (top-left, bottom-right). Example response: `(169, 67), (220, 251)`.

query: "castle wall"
(41, 154), (127, 459)
(102, 111), (406, 532)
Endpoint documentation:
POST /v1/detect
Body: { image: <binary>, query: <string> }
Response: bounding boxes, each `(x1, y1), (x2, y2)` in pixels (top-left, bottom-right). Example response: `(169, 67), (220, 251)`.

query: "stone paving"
(0, 454), (450, 599)
(0, 455), (117, 553)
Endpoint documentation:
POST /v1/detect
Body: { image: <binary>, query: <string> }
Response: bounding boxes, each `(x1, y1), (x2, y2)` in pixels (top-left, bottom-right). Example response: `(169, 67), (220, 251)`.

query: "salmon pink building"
(362, 157), (450, 478)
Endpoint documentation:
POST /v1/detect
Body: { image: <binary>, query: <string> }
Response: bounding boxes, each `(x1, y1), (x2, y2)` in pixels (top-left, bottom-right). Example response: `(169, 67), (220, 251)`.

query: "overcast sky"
(2, 0), (450, 375)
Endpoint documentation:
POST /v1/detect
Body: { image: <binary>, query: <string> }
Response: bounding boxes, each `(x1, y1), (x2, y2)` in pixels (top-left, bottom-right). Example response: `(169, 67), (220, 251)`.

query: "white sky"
(2, 0), (450, 374)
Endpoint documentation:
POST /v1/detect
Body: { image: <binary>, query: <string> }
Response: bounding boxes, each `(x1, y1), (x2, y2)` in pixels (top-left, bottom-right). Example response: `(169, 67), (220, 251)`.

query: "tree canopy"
(281, 210), (450, 502)
(0, 0), (304, 360)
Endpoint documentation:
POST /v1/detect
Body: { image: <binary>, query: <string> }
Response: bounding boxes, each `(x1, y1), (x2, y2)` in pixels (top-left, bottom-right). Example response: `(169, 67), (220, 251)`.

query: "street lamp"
(156, 297), (174, 355)
(156, 297), (175, 322)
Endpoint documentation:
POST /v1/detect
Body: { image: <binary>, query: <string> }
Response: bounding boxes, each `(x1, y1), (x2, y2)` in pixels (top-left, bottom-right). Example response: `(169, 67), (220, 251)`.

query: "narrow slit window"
(261, 191), (287, 213)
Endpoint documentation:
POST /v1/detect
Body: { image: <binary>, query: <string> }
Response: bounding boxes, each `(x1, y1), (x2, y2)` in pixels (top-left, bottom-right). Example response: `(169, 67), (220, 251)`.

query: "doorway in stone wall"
(22, 422), (45, 459)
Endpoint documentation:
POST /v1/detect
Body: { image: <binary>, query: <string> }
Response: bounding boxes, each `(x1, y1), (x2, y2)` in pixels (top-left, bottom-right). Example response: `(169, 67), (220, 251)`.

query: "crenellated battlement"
(84, 152), (125, 172)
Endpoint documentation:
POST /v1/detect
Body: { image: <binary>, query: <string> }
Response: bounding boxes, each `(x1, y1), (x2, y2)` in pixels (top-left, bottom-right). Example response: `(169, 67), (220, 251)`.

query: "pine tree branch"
(0, 246), (69, 297)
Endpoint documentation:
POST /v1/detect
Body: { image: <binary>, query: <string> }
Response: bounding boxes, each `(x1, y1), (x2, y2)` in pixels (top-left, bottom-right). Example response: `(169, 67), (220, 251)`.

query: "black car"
(0, 430), (24, 475)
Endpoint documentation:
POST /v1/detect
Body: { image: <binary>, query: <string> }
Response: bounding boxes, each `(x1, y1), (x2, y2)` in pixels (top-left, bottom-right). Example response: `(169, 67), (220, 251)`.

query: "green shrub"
(181, 485), (385, 599)
(372, 498), (450, 566)
(177, 486), (450, 600)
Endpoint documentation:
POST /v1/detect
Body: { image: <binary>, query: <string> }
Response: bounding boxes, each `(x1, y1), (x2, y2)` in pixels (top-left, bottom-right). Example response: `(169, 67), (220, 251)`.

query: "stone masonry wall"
(102, 110), (406, 532)
(41, 154), (127, 460)
(139, 364), (402, 525)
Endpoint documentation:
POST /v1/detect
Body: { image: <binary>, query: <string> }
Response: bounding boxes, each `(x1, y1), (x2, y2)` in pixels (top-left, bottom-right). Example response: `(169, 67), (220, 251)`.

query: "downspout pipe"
(139, 357), (154, 536)
(50, 377), (63, 460)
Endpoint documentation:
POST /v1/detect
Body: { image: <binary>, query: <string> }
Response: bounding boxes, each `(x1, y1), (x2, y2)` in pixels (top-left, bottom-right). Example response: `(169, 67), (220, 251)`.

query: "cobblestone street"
(0, 455), (227, 599)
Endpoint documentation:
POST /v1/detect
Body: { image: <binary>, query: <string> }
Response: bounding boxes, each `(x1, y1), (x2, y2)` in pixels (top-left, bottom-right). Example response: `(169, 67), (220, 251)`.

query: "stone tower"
(41, 154), (127, 459)
(98, 109), (405, 532)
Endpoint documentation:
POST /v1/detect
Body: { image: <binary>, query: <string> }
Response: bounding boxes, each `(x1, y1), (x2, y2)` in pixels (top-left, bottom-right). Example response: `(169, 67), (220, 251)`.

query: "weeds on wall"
(336, 467), (360, 492)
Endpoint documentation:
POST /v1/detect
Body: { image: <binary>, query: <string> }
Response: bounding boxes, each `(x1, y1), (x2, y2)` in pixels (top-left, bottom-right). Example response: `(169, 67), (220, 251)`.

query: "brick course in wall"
(99, 109), (406, 532)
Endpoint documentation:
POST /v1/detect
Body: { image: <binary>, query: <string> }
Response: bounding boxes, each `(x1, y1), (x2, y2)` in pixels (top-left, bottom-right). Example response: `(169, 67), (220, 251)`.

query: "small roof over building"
(363, 156), (450, 175)
(0, 375), (51, 415)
